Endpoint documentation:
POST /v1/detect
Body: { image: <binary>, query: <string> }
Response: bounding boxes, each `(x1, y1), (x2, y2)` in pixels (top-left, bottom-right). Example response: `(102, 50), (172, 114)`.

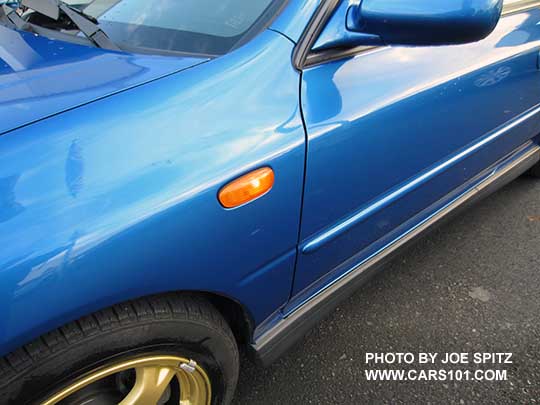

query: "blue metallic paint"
(315, 0), (504, 51)
(354, 0), (504, 45)
(0, 29), (305, 355)
(0, 25), (207, 135)
(0, 0), (539, 367)
(253, 140), (540, 361)
(292, 8), (540, 295)
(302, 103), (540, 255)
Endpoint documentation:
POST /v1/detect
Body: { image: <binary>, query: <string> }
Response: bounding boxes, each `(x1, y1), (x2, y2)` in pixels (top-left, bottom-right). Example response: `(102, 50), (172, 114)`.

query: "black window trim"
(293, 0), (540, 70)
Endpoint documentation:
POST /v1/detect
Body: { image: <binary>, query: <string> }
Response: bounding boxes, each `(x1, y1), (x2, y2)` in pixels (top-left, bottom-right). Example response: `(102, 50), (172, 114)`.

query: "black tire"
(0, 293), (239, 405)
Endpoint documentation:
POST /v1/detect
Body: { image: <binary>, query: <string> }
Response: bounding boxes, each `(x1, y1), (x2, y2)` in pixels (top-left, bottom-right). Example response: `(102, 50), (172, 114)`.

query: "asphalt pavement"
(232, 176), (540, 404)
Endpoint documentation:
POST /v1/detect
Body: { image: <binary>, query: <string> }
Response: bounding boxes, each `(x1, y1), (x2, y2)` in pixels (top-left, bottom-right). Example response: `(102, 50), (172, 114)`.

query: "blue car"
(1, 0), (539, 403)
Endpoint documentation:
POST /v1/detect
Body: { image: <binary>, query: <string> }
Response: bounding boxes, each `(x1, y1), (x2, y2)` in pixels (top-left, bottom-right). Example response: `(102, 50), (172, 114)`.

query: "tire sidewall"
(4, 319), (237, 405)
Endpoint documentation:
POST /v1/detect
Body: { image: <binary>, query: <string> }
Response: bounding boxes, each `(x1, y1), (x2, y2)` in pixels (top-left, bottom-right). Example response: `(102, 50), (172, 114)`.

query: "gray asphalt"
(232, 176), (540, 404)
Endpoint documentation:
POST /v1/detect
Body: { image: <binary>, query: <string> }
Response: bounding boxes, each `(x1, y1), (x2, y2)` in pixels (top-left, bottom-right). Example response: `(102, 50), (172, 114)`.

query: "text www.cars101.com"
(365, 369), (508, 381)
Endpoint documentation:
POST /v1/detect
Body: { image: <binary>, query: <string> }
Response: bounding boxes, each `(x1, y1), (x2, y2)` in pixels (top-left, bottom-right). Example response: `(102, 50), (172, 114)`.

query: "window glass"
(63, 0), (283, 55)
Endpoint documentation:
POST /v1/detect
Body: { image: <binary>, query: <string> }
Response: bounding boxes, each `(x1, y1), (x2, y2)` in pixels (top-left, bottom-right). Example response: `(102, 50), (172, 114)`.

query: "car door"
(291, 0), (540, 298)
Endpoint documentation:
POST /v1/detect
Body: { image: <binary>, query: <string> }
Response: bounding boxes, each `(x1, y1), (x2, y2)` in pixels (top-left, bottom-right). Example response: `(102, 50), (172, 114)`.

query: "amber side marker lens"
(219, 167), (275, 208)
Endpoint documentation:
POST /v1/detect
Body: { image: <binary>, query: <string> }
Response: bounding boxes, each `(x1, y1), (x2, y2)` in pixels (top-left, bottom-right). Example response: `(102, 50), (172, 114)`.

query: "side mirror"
(314, 0), (503, 51)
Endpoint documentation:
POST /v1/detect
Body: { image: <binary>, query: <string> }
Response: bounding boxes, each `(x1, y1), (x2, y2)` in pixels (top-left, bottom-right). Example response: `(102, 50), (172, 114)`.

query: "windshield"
(57, 0), (284, 55)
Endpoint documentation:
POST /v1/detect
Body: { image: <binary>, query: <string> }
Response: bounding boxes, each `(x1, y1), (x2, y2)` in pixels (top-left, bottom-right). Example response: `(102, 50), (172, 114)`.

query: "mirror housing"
(349, 0), (503, 46)
(313, 0), (504, 51)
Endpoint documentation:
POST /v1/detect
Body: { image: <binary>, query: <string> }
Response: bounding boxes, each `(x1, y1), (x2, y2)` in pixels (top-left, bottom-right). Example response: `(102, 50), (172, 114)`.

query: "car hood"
(0, 25), (208, 135)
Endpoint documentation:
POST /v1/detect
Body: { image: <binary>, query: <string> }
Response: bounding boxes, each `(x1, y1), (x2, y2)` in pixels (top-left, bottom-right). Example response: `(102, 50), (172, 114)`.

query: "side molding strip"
(252, 143), (540, 366)
(302, 104), (540, 254)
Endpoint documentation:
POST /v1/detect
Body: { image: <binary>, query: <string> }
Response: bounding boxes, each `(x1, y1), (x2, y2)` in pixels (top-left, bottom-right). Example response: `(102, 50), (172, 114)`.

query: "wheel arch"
(0, 289), (256, 359)
(190, 291), (256, 345)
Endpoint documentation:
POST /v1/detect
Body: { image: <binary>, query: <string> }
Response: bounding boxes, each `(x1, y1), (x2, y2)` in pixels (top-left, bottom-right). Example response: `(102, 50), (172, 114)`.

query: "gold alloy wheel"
(42, 355), (212, 405)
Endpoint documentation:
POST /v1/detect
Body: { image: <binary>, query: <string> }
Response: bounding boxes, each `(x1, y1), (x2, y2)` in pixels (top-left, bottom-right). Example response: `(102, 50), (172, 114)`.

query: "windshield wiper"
(4, 0), (119, 50)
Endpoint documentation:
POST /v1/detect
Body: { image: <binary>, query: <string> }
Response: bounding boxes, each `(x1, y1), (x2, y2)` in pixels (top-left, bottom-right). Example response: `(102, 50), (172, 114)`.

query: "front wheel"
(0, 294), (239, 405)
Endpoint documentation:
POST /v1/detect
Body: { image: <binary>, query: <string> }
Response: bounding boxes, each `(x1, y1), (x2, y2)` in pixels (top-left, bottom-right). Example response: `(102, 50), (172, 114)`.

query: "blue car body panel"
(291, 7), (540, 296)
(0, 29), (305, 355)
(0, 25), (207, 135)
(0, 0), (539, 362)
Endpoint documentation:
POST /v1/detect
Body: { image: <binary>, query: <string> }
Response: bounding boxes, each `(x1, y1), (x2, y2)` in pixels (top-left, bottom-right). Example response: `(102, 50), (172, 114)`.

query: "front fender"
(0, 30), (305, 356)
